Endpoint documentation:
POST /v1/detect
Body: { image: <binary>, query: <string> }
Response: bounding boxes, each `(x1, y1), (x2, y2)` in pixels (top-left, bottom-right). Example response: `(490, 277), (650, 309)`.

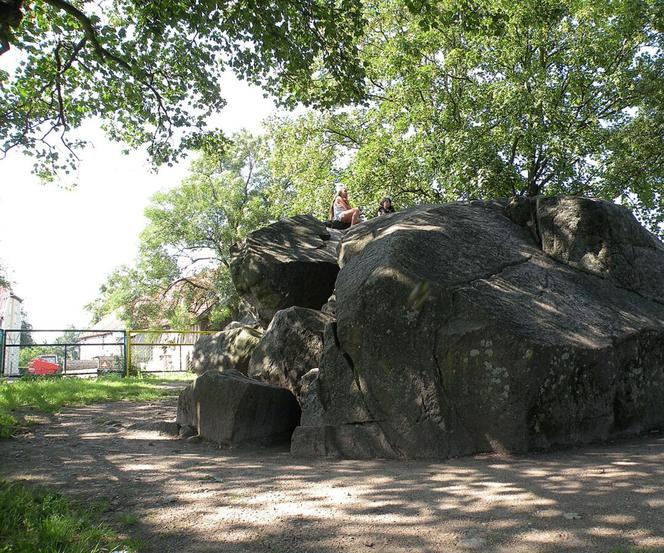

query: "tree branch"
(42, 0), (132, 72)
(160, 276), (213, 299)
(42, 0), (173, 134)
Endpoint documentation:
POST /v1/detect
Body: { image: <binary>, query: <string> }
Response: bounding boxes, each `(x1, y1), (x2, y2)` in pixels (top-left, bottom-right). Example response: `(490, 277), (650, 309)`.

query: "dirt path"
(1, 397), (663, 553)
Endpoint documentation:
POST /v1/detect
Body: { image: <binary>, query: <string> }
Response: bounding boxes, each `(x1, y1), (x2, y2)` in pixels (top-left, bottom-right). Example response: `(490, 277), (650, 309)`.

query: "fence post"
(0, 329), (5, 377)
(126, 330), (133, 377)
(122, 330), (128, 377)
(63, 345), (68, 376)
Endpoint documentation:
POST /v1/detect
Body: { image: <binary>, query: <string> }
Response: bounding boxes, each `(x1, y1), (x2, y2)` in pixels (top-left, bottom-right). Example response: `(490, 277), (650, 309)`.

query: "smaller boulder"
(176, 370), (301, 446)
(507, 195), (664, 302)
(230, 215), (340, 326)
(191, 325), (262, 375)
(247, 307), (332, 396)
(126, 421), (179, 436)
(536, 196), (664, 302)
(178, 425), (197, 439)
(176, 384), (195, 427)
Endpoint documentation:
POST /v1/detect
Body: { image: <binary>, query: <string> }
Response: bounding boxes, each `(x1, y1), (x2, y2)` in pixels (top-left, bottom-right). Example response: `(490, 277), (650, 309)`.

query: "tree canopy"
(7, 0), (661, 227)
(87, 131), (286, 328)
(269, 0), (664, 231)
(0, 0), (366, 178)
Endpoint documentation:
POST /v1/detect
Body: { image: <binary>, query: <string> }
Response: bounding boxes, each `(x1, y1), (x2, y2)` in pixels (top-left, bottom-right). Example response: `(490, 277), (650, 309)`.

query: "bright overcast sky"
(0, 71), (278, 329)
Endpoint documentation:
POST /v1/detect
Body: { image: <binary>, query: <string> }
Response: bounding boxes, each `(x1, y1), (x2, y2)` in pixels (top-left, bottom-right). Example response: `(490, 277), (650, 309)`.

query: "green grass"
(118, 513), (139, 527)
(0, 375), (189, 438)
(0, 480), (139, 552)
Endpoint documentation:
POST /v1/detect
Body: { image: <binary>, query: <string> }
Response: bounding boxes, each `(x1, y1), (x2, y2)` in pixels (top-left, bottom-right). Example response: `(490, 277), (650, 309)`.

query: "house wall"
(140, 344), (195, 373)
(0, 289), (23, 376)
(79, 329), (204, 373)
(78, 334), (123, 361)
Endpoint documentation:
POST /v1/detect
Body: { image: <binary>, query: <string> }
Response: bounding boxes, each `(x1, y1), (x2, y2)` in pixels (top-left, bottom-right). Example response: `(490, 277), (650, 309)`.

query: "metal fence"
(126, 330), (217, 375)
(0, 328), (217, 378)
(0, 328), (127, 378)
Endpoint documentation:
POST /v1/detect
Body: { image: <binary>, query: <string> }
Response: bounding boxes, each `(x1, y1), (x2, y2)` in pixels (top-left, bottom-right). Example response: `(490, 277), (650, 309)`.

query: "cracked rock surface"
(292, 200), (664, 459)
(248, 306), (332, 397)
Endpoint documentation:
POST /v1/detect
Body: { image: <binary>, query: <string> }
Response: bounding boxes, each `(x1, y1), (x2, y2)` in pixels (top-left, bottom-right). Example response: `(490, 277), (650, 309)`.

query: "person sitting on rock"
(377, 196), (396, 216)
(330, 184), (362, 226)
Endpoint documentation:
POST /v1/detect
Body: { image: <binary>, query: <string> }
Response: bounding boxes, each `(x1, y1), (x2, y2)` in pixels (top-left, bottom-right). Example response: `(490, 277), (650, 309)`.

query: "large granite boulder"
(247, 307), (333, 396)
(507, 195), (664, 303)
(190, 325), (262, 375)
(292, 200), (664, 459)
(177, 370), (301, 446)
(230, 215), (341, 326)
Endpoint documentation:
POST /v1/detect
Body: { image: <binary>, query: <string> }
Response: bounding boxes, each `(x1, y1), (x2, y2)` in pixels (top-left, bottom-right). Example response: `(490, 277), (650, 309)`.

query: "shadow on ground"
(1, 398), (663, 552)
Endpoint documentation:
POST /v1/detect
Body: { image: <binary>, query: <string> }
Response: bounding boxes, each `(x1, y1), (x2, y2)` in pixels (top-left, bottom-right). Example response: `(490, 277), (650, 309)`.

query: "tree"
(271, 0), (664, 232)
(17, 326), (79, 366)
(268, 109), (447, 219)
(0, 261), (10, 289)
(267, 113), (347, 219)
(0, 0), (367, 178)
(88, 131), (287, 328)
(19, 318), (34, 346)
(54, 326), (80, 359)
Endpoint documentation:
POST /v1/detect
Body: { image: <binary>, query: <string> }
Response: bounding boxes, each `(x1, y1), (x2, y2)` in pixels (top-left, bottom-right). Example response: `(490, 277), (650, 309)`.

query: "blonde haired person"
(329, 184), (362, 226)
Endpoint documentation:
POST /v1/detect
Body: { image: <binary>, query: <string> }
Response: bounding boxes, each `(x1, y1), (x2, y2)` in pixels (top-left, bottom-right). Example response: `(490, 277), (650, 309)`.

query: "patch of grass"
(91, 497), (112, 514)
(0, 480), (139, 552)
(118, 513), (139, 526)
(0, 412), (19, 439)
(0, 375), (185, 438)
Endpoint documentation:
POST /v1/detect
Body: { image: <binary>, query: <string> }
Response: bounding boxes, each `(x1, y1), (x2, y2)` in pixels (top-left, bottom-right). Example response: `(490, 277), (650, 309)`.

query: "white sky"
(0, 74), (278, 329)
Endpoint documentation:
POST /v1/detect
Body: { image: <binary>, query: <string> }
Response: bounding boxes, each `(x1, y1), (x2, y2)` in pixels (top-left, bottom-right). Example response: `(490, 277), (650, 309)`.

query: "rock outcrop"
(190, 325), (262, 375)
(177, 370), (301, 446)
(292, 199), (664, 459)
(507, 195), (664, 303)
(230, 215), (341, 326)
(248, 306), (332, 396)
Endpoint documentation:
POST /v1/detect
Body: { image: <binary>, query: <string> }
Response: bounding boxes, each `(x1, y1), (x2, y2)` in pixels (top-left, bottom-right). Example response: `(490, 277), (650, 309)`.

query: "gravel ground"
(1, 396), (663, 553)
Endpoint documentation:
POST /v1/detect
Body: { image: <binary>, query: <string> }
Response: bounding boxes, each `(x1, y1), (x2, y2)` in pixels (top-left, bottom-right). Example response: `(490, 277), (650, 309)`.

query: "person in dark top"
(377, 197), (395, 216)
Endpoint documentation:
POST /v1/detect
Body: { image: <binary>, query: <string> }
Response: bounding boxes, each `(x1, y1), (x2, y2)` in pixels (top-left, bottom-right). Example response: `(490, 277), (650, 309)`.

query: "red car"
(27, 355), (61, 376)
